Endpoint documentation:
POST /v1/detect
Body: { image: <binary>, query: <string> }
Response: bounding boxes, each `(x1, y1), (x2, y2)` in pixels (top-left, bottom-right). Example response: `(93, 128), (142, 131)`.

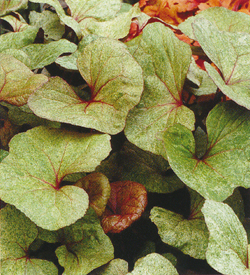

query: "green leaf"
(29, 10), (65, 41)
(202, 200), (250, 275)
(160, 101), (250, 201)
(0, 54), (48, 106)
(51, 208), (114, 275)
(1, 13), (29, 32)
(0, 0), (28, 16)
(1, 103), (61, 128)
(96, 141), (184, 193)
(28, 37), (143, 134)
(179, 7), (250, 41)
(89, 258), (128, 275)
(0, 126), (111, 230)
(0, 204), (58, 274)
(128, 253), (178, 275)
(124, 22), (195, 155)
(193, 18), (250, 110)
(0, 149), (8, 162)
(150, 189), (209, 259)
(0, 26), (38, 53)
(81, 3), (141, 39)
(14, 39), (77, 70)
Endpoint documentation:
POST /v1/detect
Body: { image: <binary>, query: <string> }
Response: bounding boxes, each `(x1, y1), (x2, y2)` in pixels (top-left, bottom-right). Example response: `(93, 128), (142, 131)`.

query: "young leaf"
(202, 200), (250, 275)
(28, 37), (143, 134)
(101, 181), (147, 233)
(160, 101), (250, 201)
(150, 189), (209, 259)
(124, 22), (195, 155)
(0, 204), (58, 274)
(0, 54), (48, 106)
(193, 18), (250, 110)
(128, 253), (178, 275)
(96, 141), (184, 194)
(75, 172), (111, 216)
(0, 126), (111, 230)
(0, 0), (28, 16)
(53, 208), (114, 275)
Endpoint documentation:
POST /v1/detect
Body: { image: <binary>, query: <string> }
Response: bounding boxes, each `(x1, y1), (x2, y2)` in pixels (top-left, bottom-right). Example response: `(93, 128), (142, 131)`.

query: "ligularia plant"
(0, 1), (249, 274)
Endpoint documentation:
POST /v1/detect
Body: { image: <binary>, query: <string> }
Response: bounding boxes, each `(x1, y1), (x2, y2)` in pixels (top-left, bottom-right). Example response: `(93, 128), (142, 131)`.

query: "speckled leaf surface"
(124, 22), (195, 155)
(0, 149), (8, 162)
(160, 101), (250, 201)
(0, 126), (111, 230)
(150, 189), (208, 259)
(193, 18), (250, 109)
(89, 258), (128, 275)
(0, 0), (28, 16)
(0, 205), (58, 274)
(0, 54), (48, 106)
(202, 200), (250, 275)
(128, 253), (178, 275)
(28, 37), (143, 134)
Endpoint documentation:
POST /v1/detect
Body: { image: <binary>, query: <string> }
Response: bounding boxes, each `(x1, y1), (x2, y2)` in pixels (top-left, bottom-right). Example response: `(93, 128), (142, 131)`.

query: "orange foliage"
(139, 0), (250, 25)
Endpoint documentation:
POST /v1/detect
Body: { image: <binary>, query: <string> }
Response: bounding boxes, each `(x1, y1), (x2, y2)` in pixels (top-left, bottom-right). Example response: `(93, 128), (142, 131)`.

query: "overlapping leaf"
(0, 54), (48, 106)
(128, 253), (178, 275)
(28, 37), (143, 134)
(0, 205), (58, 274)
(160, 101), (250, 201)
(150, 189), (209, 259)
(96, 141), (184, 193)
(1, 13), (29, 32)
(192, 18), (250, 109)
(0, 149), (8, 162)
(101, 181), (147, 233)
(0, 0), (28, 16)
(0, 126), (111, 230)
(75, 172), (111, 216)
(38, 208), (114, 275)
(202, 200), (250, 275)
(124, 22), (195, 155)
(89, 258), (128, 275)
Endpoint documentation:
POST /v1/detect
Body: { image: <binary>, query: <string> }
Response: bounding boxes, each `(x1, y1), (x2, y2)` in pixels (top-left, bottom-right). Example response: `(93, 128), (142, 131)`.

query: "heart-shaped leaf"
(0, 204), (58, 274)
(0, 54), (48, 106)
(0, 126), (111, 230)
(39, 207), (114, 275)
(124, 22), (195, 155)
(0, 0), (28, 16)
(75, 172), (111, 216)
(128, 253), (178, 275)
(101, 181), (147, 233)
(202, 200), (250, 275)
(28, 37), (143, 134)
(193, 18), (250, 109)
(150, 189), (209, 259)
(160, 101), (250, 201)
(96, 141), (184, 193)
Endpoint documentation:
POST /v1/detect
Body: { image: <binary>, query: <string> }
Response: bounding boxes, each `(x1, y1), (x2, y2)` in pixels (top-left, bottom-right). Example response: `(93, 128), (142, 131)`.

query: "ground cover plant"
(0, 0), (250, 274)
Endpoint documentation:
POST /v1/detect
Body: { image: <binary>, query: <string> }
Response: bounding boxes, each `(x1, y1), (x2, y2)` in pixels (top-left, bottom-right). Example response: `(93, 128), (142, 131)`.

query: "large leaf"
(0, 54), (48, 106)
(124, 22), (195, 155)
(29, 10), (65, 41)
(128, 253), (178, 275)
(28, 37), (143, 134)
(39, 208), (114, 275)
(202, 200), (250, 275)
(193, 18), (250, 110)
(0, 204), (58, 274)
(0, 0), (28, 16)
(101, 181), (147, 233)
(150, 189), (209, 259)
(96, 141), (184, 193)
(0, 126), (111, 230)
(179, 7), (250, 40)
(160, 101), (250, 201)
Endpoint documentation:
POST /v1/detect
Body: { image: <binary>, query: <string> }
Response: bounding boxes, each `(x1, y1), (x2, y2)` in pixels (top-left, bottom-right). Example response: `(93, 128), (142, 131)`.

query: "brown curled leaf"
(101, 181), (148, 234)
(75, 172), (111, 216)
